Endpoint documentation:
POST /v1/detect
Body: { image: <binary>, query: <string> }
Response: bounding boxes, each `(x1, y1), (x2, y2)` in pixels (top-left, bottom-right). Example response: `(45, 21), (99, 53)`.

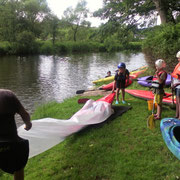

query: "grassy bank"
(0, 81), (180, 180)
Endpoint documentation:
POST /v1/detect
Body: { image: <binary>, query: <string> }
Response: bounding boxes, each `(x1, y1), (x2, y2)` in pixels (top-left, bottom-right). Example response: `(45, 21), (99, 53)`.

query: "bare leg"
(121, 89), (125, 101)
(116, 88), (120, 101)
(156, 104), (162, 118)
(14, 168), (24, 180)
(177, 96), (180, 119)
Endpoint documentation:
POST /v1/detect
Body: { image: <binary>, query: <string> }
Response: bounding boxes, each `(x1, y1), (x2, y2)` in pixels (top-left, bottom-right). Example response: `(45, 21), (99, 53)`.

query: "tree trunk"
(153, 0), (175, 24)
(73, 26), (78, 42)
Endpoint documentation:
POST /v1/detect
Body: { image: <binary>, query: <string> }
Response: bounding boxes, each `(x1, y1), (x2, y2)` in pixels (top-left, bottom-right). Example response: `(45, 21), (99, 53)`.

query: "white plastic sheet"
(18, 99), (113, 158)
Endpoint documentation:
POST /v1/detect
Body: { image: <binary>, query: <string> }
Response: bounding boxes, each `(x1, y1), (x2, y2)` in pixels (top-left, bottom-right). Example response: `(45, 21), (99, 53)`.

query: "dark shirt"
(0, 114), (17, 139)
(115, 69), (129, 89)
(0, 90), (22, 139)
(115, 69), (129, 82)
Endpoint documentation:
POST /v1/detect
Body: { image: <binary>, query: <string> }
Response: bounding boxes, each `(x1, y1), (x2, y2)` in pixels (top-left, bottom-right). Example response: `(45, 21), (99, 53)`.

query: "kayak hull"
(100, 78), (133, 91)
(160, 118), (180, 160)
(125, 89), (175, 104)
(138, 74), (171, 87)
(92, 66), (148, 84)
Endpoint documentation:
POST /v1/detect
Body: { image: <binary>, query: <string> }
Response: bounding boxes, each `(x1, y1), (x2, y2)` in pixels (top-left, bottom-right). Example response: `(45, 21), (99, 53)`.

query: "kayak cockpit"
(173, 126), (180, 143)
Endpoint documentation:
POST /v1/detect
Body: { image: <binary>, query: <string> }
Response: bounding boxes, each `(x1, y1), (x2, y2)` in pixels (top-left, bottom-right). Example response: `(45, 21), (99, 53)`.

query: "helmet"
(155, 59), (166, 69)
(176, 51), (180, 58)
(118, 62), (126, 69)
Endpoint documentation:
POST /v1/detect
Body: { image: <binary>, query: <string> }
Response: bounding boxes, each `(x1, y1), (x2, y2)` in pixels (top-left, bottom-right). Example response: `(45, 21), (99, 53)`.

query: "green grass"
(1, 80), (180, 180)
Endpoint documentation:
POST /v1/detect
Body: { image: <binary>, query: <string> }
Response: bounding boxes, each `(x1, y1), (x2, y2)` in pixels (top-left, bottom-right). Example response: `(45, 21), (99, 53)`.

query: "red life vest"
(153, 70), (167, 89)
(171, 63), (180, 79)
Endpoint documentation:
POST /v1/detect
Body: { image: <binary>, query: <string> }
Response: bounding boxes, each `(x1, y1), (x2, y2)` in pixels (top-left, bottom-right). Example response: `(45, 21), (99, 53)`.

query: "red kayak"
(125, 89), (175, 104)
(100, 78), (133, 91)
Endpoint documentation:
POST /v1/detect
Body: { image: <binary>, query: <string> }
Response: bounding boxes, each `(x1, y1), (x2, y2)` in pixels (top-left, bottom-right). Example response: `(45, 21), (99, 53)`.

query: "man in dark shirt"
(0, 89), (32, 180)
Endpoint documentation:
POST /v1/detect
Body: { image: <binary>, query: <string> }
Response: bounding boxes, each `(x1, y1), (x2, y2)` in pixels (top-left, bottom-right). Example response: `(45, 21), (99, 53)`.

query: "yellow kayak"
(92, 65), (148, 84)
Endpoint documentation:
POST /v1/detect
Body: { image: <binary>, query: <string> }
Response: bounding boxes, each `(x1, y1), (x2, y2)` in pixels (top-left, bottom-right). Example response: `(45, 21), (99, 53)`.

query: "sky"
(46, 0), (104, 27)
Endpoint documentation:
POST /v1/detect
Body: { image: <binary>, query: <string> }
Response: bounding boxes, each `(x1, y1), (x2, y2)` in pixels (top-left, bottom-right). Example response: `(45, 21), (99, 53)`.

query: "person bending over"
(112, 63), (129, 104)
(0, 89), (32, 180)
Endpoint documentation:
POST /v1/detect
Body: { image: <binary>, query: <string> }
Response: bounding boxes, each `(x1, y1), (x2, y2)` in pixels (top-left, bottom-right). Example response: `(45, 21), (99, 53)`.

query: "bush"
(15, 31), (38, 55)
(128, 42), (142, 51)
(0, 41), (12, 55)
(39, 41), (54, 55)
(142, 23), (180, 70)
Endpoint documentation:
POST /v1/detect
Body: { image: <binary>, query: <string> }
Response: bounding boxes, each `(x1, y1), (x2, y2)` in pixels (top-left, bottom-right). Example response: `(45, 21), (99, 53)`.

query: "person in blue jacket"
(112, 63), (129, 104)
(0, 89), (32, 180)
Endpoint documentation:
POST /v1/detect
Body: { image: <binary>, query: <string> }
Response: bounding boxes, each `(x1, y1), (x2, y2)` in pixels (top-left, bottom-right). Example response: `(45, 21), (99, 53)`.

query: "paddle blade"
(147, 114), (155, 130)
(78, 98), (89, 104)
(76, 90), (85, 94)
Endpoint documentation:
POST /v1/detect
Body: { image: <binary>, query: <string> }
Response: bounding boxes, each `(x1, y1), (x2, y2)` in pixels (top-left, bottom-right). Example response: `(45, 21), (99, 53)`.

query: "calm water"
(0, 52), (147, 126)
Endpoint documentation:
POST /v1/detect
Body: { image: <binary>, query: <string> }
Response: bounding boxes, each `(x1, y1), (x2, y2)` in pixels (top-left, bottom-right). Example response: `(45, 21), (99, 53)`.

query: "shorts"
(175, 88), (180, 97)
(0, 138), (29, 174)
(154, 93), (163, 105)
(116, 81), (126, 89)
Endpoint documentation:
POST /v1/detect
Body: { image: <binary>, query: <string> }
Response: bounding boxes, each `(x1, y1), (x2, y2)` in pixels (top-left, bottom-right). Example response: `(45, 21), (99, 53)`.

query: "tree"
(19, 0), (50, 36)
(0, 0), (51, 42)
(46, 15), (59, 45)
(94, 0), (180, 28)
(62, 0), (91, 41)
(0, 0), (20, 41)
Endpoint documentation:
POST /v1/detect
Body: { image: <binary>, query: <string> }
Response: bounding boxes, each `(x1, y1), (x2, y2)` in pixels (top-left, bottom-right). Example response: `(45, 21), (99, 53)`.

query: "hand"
(171, 84), (175, 89)
(24, 121), (32, 131)
(155, 70), (159, 76)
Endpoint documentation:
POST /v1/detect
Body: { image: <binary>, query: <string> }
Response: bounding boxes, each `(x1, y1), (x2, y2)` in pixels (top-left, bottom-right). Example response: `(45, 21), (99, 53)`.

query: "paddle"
(147, 97), (155, 130)
(78, 98), (90, 104)
(76, 89), (97, 94)
(170, 75), (176, 109)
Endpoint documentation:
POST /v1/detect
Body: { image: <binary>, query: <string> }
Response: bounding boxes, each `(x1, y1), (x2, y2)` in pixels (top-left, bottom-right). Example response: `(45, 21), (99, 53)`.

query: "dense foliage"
(142, 23), (180, 71)
(0, 0), (179, 60)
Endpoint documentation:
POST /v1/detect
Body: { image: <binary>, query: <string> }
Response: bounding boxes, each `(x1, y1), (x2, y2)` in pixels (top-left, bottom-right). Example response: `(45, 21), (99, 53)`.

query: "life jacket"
(171, 63), (180, 79)
(153, 70), (167, 89)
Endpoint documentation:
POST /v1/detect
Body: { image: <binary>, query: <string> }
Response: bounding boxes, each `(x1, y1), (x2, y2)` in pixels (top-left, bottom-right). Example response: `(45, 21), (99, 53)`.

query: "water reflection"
(0, 52), (147, 126)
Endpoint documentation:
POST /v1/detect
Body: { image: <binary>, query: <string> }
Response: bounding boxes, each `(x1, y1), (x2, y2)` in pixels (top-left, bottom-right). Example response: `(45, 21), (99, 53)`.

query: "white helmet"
(176, 51), (180, 58)
(155, 59), (166, 69)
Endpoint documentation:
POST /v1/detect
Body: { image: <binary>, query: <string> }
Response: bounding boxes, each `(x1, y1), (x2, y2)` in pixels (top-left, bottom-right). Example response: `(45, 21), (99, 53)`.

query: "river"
(0, 52), (147, 126)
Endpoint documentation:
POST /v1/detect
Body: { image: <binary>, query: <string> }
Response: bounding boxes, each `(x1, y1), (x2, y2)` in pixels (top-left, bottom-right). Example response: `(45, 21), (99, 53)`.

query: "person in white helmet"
(153, 59), (167, 120)
(171, 51), (180, 119)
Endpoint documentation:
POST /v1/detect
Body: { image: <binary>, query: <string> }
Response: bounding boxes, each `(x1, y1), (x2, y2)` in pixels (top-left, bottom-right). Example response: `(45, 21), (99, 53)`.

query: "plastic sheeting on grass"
(18, 94), (115, 158)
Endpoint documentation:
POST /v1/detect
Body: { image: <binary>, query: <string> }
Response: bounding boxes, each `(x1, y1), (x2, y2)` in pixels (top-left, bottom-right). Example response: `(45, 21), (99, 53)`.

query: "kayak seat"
(173, 126), (180, 143)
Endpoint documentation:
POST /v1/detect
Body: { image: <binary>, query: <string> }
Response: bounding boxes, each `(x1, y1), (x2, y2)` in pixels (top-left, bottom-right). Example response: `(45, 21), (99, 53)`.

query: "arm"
(126, 69), (129, 84)
(126, 74), (129, 84)
(18, 106), (32, 131)
(155, 71), (166, 84)
(112, 80), (116, 93)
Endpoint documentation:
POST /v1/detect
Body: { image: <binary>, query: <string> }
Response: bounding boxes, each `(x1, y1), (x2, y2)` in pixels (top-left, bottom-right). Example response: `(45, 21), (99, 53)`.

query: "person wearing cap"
(171, 51), (180, 119)
(0, 89), (32, 180)
(153, 59), (167, 120)
(112, 62), (129, 104)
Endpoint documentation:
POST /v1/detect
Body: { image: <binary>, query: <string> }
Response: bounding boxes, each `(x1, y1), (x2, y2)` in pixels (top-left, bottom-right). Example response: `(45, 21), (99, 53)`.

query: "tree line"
(0, 0), (179, 59)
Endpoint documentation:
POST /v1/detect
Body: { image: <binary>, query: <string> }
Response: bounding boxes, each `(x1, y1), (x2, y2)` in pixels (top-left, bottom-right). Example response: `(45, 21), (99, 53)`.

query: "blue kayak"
(138, 74), (171, 87)
(160, 118), (180, 160)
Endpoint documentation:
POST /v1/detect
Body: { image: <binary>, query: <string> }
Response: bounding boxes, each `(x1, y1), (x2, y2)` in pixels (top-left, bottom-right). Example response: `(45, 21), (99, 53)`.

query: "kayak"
(100, 78), (133, 91)
(18, 93), (115, 158)
(138, 74), (171, 87)
(160, 118), (180, 160)
(125, 89), (175, 104)
(92, 66), (148, 84)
